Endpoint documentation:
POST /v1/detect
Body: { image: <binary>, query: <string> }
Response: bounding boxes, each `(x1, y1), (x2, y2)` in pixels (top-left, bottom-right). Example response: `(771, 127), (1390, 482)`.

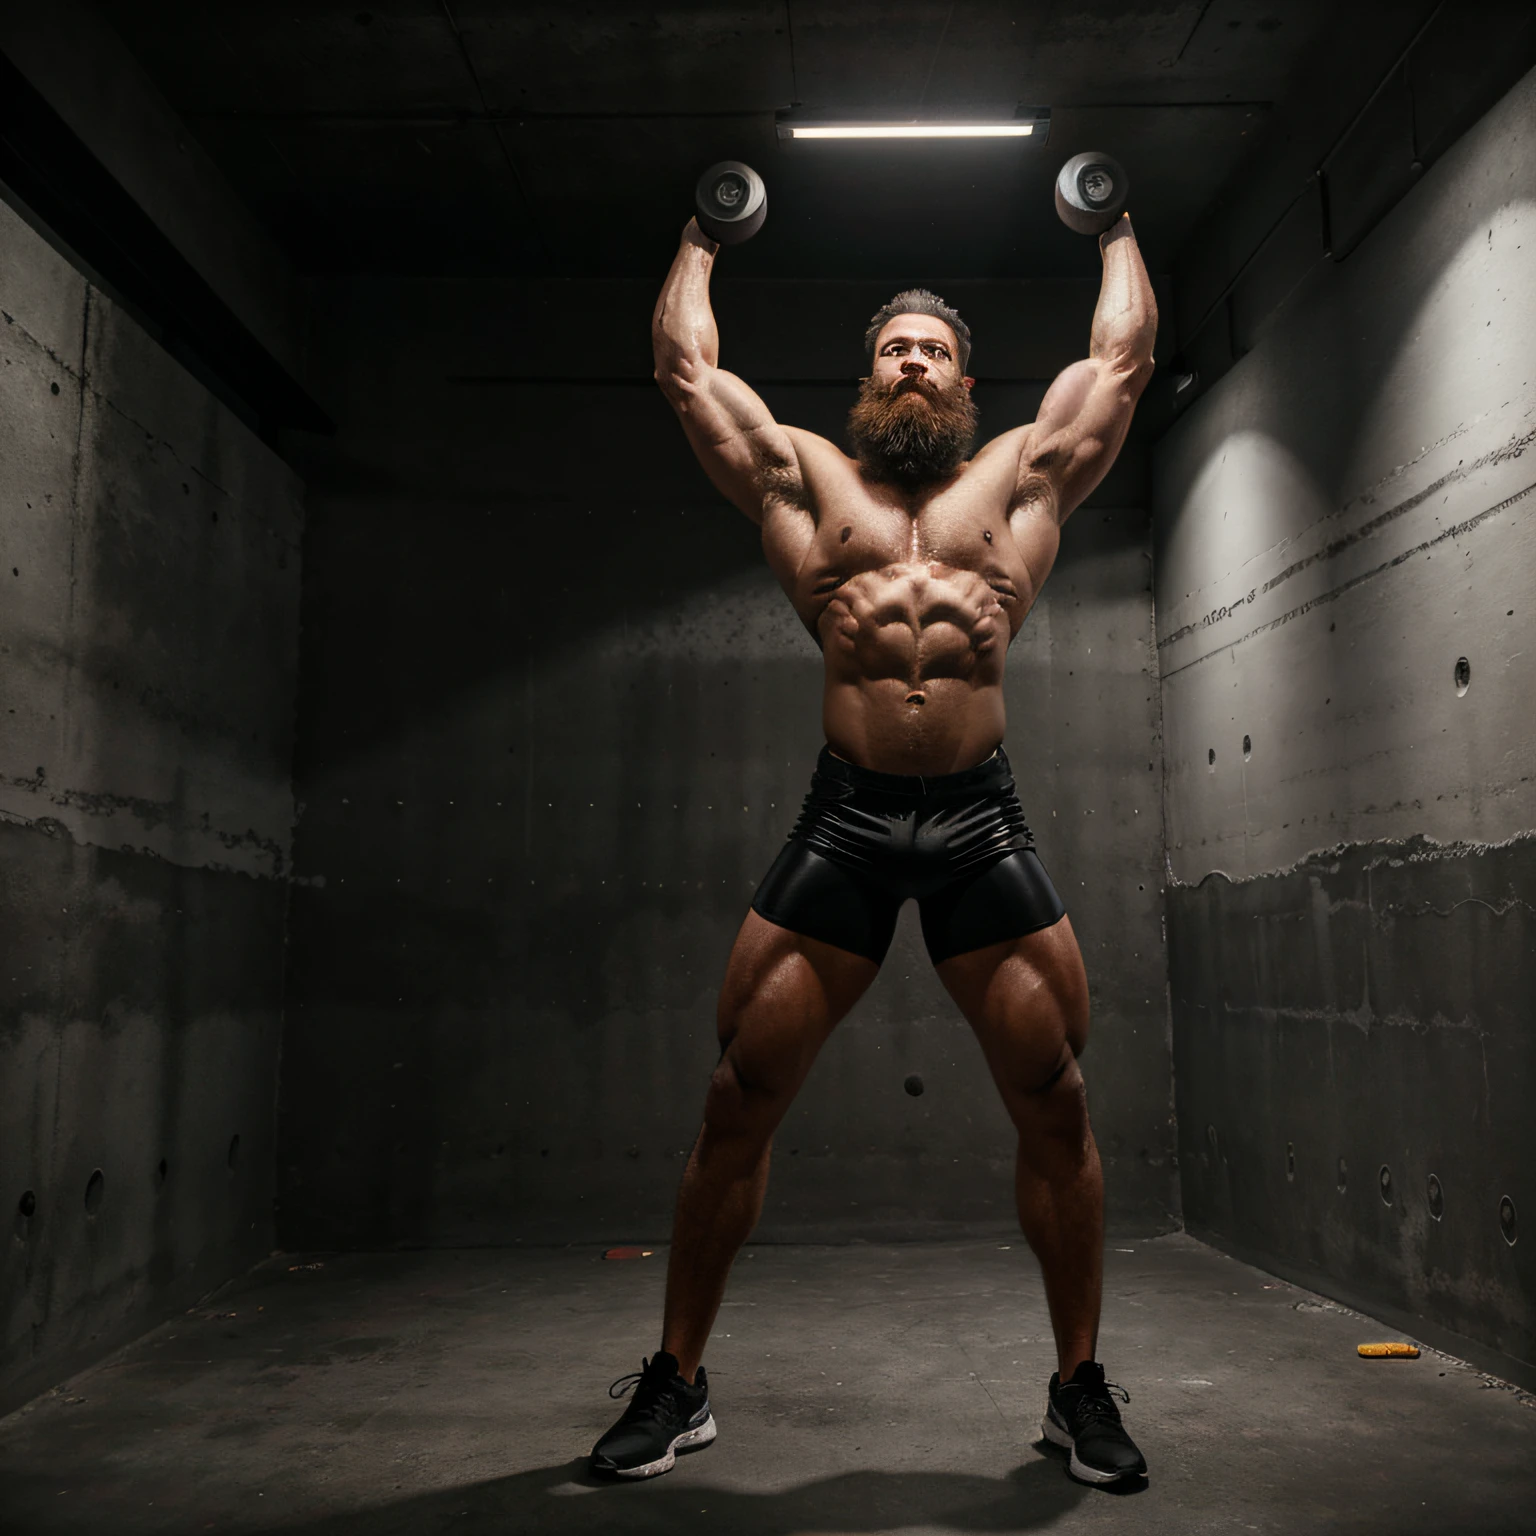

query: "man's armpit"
(1011, 465), (1055, 517)
(760, 457), (811, 513)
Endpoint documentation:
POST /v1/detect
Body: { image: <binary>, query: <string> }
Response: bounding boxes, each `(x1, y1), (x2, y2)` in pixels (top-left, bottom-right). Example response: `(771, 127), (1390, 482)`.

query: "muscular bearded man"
(591, 205), (1158, 1488)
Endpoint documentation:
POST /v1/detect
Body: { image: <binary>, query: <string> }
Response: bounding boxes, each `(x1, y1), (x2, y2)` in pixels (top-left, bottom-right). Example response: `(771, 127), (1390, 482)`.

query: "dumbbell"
(694, 160), (767, 245)
(1054, 152), (1128, 235)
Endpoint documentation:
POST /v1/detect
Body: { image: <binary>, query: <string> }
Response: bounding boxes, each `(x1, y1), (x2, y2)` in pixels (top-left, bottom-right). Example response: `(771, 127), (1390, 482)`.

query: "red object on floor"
(603, 1246), (653, 1260)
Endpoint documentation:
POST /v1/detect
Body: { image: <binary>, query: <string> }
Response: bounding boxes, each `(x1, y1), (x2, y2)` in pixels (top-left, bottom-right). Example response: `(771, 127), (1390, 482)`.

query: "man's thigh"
(933, 915), (1090, 1126)
(710, 908), (880, 1107)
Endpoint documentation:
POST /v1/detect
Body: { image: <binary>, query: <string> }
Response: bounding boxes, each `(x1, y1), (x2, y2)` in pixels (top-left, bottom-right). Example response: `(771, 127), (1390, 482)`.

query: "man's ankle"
(660, 1347), (698, 1385)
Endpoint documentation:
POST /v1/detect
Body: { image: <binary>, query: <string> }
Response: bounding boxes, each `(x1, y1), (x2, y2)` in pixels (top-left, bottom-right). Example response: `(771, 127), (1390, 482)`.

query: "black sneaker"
(589, 1351), (716, 1479)
(1041, 1360), (1148, 1484)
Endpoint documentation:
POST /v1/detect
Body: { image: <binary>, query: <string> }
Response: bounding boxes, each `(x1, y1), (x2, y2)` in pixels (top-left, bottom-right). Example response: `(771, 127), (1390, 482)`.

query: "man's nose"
(900, 358), (926, 376)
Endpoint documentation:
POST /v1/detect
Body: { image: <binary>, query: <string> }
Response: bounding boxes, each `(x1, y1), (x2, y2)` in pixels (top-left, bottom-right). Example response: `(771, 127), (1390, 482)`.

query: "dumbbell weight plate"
(1054, 151), (1128, 236)
(695, 160), (767, 245)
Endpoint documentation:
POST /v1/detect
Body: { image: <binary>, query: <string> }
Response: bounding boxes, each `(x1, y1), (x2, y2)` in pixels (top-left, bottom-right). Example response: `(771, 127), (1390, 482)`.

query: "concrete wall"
(278, 274), (1177, 1250)
(0, 194), (304, 1414)
(1153, 65), (1536, 1386)
(0, 0), (306, 379)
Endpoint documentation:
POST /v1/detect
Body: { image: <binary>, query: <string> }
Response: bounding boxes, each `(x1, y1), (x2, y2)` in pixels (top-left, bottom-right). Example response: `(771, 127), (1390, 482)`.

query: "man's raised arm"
(652, 219), (801, 526)
(1015, 214), (1158, 523)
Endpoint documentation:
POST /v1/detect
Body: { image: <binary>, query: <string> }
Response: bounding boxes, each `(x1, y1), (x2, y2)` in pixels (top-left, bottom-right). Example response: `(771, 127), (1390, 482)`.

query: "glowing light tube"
(782, 122), (1036, 139)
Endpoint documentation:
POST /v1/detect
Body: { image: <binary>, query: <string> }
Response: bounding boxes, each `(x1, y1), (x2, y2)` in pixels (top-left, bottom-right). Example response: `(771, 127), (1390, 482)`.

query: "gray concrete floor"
(1, 1234), (1532, 1535)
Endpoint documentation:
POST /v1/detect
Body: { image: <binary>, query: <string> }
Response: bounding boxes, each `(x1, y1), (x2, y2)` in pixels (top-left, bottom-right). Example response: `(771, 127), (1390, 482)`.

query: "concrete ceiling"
(100, 1), (1430, 281)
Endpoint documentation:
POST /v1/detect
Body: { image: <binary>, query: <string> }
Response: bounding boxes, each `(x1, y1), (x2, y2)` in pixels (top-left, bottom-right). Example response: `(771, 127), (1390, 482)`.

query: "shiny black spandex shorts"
(750, 745), (1066, 965)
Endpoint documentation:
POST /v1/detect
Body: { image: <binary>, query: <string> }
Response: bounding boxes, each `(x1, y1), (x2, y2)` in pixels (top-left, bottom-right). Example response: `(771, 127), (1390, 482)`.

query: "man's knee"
(1016, 1098), (1093, 1192)
(1013, 1045), (1090, 1137)
(703, 1039), (790, 1138)
(1013, 1036), (1084, 1097)
(1036, 1052), (1073, 1095)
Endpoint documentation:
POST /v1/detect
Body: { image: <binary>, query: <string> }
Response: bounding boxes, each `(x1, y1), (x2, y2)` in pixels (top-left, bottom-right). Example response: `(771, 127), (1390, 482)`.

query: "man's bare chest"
(795, 481), (1040, 630)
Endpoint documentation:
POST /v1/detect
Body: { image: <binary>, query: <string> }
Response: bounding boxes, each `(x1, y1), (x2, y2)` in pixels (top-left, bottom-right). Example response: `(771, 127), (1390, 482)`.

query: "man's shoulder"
(774, 428), (863, 507)
(781, 424), (848, 464)
(971, 423), (1035, 465)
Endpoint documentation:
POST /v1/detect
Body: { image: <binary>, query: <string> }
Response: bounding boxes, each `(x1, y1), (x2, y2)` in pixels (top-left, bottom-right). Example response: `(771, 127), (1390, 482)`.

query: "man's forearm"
(653, 220), (721, 380)
(1089, 215), (1157, 372)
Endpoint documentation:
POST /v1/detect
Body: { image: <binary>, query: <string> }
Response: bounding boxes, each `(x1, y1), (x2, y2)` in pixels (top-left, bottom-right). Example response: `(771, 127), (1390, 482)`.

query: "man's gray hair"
(864, 289), (972, 374)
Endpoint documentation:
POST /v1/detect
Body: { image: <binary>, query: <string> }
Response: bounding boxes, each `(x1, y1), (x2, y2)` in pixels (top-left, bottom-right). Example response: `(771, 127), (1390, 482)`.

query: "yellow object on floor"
(1357, 1342), (1421, 1358)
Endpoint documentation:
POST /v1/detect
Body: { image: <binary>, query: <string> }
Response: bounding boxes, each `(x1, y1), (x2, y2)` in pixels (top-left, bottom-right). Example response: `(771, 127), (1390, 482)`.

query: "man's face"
(869, 314), (972, 400)
(848, 313), (978, 486)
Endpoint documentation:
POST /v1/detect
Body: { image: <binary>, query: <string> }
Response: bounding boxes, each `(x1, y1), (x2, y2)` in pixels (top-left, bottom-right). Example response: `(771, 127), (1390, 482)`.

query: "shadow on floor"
(231, 1445), (1140, 1536)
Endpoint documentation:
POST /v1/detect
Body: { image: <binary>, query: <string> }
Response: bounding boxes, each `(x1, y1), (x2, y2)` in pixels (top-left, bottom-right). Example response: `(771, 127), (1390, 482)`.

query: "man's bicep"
(1019, 357), (1148, 521)
(661, 363), (798, 523)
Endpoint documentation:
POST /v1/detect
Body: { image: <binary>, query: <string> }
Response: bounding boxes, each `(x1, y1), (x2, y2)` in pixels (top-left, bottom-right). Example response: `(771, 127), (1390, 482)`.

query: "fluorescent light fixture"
(777, 108), (1049, 142)
(787, 122), (1031, 139)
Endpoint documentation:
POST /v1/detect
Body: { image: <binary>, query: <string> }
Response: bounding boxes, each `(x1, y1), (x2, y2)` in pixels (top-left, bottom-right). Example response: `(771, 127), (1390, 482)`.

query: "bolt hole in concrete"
(1337, 1157), (1348, 1194)
(155, 1157), (168, 1189)
(1207, 747), (1215, 769)
(1285, 1142), (1295, 1181)
(903, 1074), (925, 1097)
(1378, 1164), (1393, 1206)
(1499, 1195), (1518, 1246)
(227, 1134), (241, 1170)
(1454, 656), (1471, 695)
(1427, 1172), (1445, 1220)
(18, 1189), (37, 1219)
(1243, 733), (1252, 760)
(84, 1169), (104, 1214)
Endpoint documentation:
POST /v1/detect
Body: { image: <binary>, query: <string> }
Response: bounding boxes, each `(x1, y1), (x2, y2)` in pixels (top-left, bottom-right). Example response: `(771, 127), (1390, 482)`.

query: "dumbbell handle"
(1099, 212), (1132, 247)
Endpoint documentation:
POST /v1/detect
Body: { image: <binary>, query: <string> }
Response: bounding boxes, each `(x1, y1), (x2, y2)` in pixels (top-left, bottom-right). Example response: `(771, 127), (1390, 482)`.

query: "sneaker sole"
(597, 1414), (717, 1480)
(1040, 1409), (1145, 1486)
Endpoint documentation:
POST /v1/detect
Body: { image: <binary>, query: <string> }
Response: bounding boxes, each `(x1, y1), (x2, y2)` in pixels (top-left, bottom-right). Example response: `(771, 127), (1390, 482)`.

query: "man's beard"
(846, 374), (978, 487)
